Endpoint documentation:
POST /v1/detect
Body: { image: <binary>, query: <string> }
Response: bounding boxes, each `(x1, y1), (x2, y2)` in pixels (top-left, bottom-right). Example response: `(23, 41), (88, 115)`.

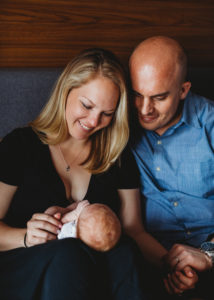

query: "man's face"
(130, 63), (190, 136)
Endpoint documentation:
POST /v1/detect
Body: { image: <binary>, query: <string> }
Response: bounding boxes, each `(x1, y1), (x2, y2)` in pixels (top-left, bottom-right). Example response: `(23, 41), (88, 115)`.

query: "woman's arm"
(0, 181), (62, 251)
(119, 188), (198, 294)
(118, 188), (167, 267)
(0, 181), (26, 250)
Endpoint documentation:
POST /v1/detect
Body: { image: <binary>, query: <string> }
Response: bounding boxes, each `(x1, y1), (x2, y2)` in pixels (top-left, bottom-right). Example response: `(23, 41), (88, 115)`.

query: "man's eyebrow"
(131, 90), (142, 97)
(130, 90), (170, 98)
(151, 91), (169, 98)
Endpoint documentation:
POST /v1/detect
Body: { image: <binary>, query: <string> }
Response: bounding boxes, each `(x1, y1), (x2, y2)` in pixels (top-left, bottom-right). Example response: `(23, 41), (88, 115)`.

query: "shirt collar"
(180, 91), (201, 129)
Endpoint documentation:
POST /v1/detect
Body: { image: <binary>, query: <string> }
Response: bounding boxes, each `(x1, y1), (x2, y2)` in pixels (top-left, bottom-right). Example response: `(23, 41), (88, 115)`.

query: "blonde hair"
(30, 48), (129, 174)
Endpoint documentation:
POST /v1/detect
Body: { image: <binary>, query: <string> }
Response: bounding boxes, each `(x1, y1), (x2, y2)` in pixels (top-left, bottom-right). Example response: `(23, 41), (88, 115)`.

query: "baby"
(55, 201), (121, 252)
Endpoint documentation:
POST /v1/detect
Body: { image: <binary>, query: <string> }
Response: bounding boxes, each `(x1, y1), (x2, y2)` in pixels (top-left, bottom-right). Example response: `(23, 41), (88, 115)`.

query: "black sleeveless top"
(0, 127), (140, 228)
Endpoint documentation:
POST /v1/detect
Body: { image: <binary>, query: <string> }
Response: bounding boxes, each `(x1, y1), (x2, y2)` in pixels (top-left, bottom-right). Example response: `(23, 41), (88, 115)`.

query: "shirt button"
(173, 201), (178, 207)
(157, 140), (162, 145)
(156, 167), (161, 171)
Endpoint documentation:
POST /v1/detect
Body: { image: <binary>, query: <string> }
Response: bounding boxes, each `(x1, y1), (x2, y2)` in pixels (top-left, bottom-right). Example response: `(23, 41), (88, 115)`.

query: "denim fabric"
(131, 92), (214, 250)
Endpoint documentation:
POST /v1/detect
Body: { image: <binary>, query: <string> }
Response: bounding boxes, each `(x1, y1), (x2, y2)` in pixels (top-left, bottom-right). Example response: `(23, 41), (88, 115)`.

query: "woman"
(0, 48), (146, 300)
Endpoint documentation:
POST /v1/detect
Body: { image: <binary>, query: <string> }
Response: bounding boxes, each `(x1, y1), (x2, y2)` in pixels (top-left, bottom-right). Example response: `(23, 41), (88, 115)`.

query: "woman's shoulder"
(119, 144), (137, 164)
(1, 126), (40, 146)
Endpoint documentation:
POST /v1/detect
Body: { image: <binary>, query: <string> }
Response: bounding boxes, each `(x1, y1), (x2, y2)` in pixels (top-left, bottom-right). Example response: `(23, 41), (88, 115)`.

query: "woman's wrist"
(24, 232), (28, 248)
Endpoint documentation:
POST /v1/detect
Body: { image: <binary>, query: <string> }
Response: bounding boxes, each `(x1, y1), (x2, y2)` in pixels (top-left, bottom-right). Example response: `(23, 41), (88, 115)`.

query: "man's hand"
(165, 243), (212, 272)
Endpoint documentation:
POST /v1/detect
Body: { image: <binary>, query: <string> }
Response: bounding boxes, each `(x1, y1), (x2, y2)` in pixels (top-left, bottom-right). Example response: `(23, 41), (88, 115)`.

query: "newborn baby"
(57, 201), (121, 252)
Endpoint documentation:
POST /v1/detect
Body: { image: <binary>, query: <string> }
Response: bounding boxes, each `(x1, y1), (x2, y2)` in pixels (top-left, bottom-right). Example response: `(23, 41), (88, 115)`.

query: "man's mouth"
(139, 114), (157, 123)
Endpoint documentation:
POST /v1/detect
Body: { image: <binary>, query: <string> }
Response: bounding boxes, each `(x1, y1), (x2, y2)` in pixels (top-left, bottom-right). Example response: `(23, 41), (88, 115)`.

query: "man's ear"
(180, 81), (191, 100)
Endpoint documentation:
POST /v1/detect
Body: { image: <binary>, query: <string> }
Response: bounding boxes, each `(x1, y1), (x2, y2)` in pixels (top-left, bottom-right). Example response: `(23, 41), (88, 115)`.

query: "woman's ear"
(180, 81), (191, 100)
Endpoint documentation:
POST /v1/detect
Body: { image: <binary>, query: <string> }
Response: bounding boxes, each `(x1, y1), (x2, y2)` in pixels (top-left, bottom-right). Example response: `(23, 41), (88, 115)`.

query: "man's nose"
(141, 98), (153, 115)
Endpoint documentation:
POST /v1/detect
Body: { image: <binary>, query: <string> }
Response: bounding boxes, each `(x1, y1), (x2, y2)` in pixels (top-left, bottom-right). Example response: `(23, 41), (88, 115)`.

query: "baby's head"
(77, 203), (121, 252)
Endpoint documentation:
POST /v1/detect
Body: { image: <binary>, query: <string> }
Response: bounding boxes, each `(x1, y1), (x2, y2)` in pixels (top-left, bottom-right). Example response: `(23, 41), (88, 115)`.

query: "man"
(129, 36), (214, 299)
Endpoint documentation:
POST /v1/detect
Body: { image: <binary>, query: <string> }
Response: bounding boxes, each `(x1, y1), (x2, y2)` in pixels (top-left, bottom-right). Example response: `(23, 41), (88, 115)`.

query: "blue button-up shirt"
(131, 92), (214, 250)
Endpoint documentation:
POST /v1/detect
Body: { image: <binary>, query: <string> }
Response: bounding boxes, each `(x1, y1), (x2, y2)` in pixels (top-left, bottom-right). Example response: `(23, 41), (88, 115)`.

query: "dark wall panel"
(0, 0), (214, 67)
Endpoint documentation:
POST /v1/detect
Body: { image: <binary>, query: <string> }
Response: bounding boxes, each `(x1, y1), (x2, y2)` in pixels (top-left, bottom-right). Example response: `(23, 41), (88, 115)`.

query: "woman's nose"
(87, 112), (100, 127)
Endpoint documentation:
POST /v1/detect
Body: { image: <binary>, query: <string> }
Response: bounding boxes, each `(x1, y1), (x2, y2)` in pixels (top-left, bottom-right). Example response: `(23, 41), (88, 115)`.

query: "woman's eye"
(103, 112), (114, 117)
(81, 102), (91, 109)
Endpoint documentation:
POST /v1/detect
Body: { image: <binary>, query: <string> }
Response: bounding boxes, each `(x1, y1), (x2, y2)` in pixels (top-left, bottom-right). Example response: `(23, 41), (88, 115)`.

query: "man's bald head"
(129, 36), (191, 135)
(130, 36), (188, 84)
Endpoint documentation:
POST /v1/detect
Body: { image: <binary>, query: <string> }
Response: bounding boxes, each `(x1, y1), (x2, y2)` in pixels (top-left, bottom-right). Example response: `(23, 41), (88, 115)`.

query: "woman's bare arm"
(118, 188), (167, 267)
(0, 181), (26, 250)
(0, 181), (62, 250)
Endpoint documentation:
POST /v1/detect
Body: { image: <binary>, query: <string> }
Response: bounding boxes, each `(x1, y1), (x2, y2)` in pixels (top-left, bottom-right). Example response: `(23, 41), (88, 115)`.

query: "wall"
(1, 0), (214, 68)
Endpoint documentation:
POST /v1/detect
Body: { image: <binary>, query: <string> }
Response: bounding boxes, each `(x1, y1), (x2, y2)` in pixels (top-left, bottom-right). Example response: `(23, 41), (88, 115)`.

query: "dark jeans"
(0, 236), (147, 300)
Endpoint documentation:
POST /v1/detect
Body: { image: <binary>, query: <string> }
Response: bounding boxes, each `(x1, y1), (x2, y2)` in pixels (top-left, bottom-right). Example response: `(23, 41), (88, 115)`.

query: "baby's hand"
(61, 200), (90, 223)
(45, 206), (70, 217)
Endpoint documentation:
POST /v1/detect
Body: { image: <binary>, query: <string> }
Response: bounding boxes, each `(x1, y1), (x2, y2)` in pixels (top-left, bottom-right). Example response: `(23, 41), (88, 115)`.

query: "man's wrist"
(200, 241), (214, 269)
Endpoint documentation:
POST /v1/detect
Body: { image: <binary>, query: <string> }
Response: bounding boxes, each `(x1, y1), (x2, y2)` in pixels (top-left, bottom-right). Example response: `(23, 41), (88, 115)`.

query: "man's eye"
(155, 96), (167, 101)
(130, 90), (140, 98)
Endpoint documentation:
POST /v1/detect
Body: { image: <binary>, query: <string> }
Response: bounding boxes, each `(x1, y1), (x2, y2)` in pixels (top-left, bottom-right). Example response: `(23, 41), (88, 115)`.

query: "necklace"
(58, 144), (86, 172)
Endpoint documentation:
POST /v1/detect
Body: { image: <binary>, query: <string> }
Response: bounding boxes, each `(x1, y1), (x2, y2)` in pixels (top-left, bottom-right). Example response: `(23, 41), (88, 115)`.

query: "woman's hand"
(25, 213), (62, 247)
(163, 265), (198, 295)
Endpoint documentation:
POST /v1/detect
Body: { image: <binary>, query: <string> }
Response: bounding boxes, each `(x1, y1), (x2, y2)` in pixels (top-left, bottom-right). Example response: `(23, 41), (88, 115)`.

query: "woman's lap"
(0, 238), (97, 300)
(0, 236), (146, 300)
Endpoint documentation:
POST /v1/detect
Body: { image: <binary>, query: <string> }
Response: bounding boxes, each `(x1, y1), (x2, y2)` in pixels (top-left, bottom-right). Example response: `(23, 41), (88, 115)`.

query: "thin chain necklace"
(58, 144), (86, 172)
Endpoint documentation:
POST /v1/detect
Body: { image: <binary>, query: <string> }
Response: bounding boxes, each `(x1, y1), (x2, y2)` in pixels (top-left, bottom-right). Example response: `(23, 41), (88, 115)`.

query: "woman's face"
(65, 76), (119, 141)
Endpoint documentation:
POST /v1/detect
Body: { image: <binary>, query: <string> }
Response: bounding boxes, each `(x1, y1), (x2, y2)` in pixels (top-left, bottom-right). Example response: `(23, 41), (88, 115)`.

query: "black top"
(0, 127), (140, 228)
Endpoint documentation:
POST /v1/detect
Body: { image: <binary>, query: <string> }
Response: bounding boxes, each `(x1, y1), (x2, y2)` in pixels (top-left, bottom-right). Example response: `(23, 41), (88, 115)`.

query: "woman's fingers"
(27, 228), (57, 245)
(173, 270), (196, 290)
(163, 277), (173, 294)
(167, 273), (184, 294)
(26, 213), (62, 247)
(31, 213), (62, 228)
(28, 219), (60, 235)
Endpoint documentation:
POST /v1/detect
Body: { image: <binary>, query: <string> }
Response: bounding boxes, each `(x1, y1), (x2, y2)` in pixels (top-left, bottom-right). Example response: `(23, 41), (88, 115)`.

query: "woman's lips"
(79, 120), (92, 131)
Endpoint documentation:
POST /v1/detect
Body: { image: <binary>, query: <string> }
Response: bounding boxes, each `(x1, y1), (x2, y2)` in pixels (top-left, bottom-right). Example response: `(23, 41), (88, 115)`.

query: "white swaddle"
(57, 200), (90, 239)
(57, 220), (77, 239)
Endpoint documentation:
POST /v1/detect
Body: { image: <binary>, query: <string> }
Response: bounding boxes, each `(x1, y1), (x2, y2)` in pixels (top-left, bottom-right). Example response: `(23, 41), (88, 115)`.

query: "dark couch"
(0, 67), (213, 138)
